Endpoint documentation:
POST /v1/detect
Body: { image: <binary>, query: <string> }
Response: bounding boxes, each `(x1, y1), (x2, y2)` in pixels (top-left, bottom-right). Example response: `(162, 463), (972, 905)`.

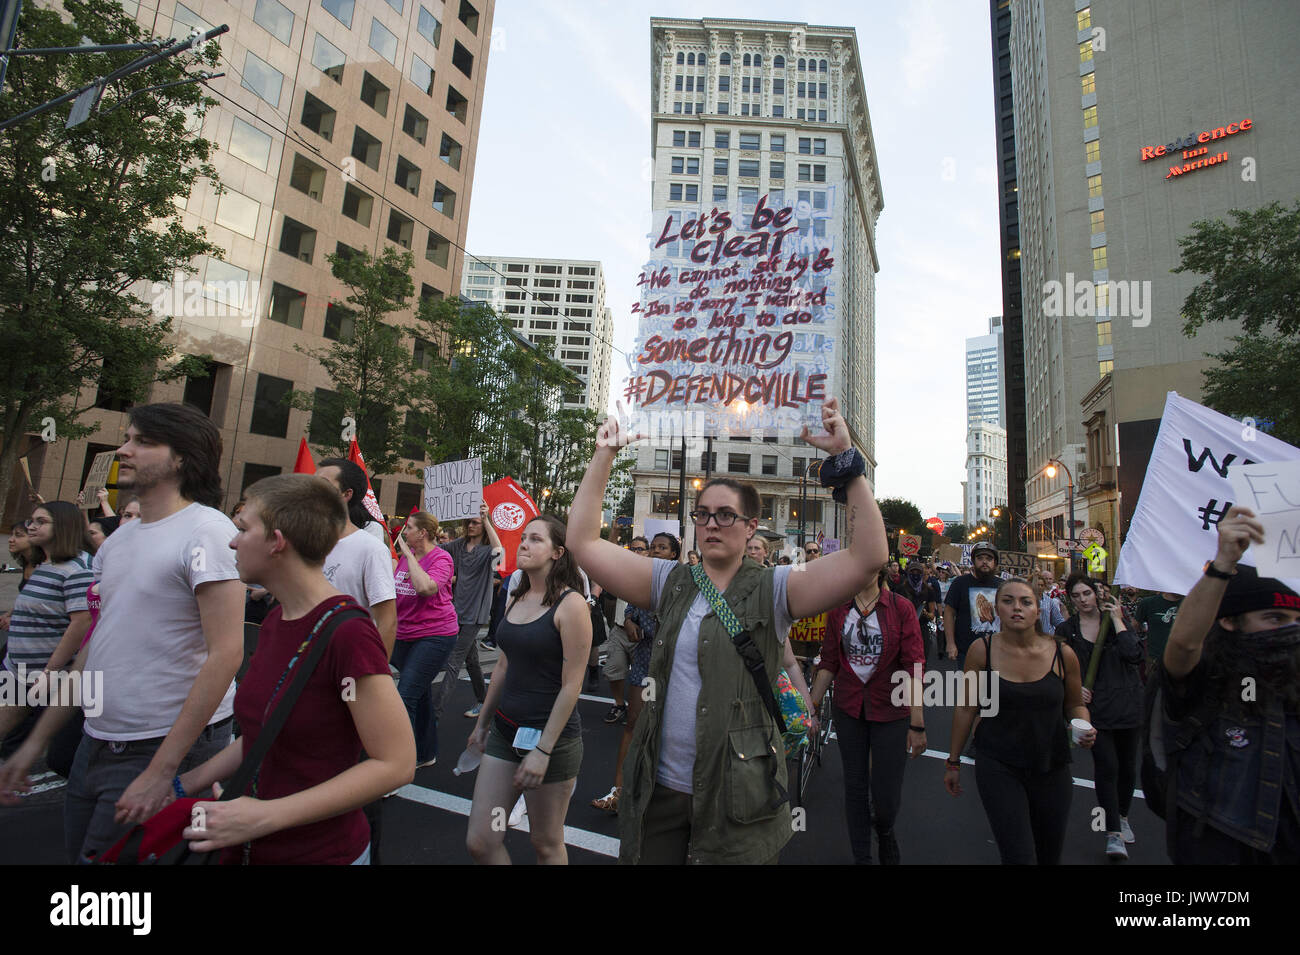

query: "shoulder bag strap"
(689, 563), (786, 734)
(223, 602), (370, 799)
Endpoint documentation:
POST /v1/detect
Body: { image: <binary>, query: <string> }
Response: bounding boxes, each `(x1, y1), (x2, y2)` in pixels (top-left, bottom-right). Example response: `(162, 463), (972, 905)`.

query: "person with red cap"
(1159, 505), (1300, 864)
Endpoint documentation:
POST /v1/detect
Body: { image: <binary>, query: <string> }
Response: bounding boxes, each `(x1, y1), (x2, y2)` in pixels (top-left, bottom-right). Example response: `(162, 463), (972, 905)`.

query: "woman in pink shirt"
(393, 512), (459, 768)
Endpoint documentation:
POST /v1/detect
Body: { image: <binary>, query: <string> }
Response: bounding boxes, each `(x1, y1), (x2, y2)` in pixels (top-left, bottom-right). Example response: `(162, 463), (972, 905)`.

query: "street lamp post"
(1045, 459), (1077, 573)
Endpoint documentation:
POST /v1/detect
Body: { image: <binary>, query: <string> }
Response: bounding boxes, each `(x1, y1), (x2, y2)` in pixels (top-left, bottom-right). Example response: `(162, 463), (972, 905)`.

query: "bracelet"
(818, 447), (866, 504)
(535, 746), (552, 757)
(945, 758), (961, 769)
(172, 776), (186, 799)
(909, 725), (926, 733)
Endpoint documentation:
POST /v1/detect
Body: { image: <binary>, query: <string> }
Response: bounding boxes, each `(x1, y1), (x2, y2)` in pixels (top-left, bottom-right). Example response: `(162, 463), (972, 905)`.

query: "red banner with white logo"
(347, 437), (385, 524)
(483, 477), (540, 576)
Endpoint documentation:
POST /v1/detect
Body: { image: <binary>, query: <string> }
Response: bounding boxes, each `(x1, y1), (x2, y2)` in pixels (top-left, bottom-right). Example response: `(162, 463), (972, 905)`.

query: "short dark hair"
(652, 532), (681, 558)
(1065, 573), (1099, 602)
(317, 458), (376, 530)
(127, 403), (223, 507)
(699, 477), (759, 520)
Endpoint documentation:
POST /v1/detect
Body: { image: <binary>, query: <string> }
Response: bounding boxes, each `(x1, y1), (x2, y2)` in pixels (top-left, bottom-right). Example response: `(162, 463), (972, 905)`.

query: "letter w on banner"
(347, 437), (386, 525)
(483, 477), (539, 576)
(1113, 392), (1300, 593)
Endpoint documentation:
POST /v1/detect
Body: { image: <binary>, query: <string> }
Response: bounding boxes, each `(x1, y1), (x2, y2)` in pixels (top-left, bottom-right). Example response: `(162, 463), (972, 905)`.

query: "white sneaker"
(464, 704), (482, 718)
(1106, 832), (1128, 860)
(416, 756), (437, 768)
(508, 795), (527, 828)
(1119, 816), (1135, 844)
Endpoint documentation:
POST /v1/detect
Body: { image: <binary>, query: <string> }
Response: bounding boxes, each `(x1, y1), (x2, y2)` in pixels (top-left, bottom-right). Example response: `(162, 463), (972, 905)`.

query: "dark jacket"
(1163, 661), (1298, 854)
(1056, 614), (1143, 729)
(821, 591), (925, 722)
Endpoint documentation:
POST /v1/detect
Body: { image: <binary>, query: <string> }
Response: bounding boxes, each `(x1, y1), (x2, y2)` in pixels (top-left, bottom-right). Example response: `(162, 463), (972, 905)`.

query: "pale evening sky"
(464, 0), (1003, 518)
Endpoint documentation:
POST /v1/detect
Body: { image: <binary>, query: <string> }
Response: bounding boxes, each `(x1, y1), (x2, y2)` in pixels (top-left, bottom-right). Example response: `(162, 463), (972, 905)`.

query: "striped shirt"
(4, 553), (93, 675)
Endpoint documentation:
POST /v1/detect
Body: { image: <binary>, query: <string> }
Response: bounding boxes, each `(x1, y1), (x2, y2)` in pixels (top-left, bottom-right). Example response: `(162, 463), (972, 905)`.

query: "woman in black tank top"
(944, 578), (1095, 864)
(465, 516), (591, 865)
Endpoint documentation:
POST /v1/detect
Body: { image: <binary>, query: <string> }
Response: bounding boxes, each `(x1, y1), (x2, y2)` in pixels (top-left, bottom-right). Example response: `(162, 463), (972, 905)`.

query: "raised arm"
(787, 400), (888, 619)
(566, 411), (653, 609)
(1164, 506), (1263, 680)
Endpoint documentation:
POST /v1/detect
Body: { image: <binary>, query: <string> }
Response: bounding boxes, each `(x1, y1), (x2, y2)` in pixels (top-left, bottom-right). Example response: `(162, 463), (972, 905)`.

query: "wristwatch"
(1202, 560), (1235, 580)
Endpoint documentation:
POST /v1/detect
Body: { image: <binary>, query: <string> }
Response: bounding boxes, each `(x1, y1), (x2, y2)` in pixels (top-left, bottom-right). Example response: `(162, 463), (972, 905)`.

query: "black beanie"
(1218, 565), (1300, 618)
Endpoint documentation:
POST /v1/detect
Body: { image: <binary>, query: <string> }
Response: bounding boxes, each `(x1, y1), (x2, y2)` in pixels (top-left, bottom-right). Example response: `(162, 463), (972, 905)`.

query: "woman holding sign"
(567, 399), (888, 865)
(1056, 574), (1142, 860)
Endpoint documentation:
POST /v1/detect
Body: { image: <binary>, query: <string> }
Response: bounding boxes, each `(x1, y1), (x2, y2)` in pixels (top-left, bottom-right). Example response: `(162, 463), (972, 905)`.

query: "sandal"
(591, 786), (620, 813)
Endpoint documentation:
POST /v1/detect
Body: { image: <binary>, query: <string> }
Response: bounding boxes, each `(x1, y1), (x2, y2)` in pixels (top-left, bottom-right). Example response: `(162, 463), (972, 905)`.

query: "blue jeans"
(391, 633), (457, 763)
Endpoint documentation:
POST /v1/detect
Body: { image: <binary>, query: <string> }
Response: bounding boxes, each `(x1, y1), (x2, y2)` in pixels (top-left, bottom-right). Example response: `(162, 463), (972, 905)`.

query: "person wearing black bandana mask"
(1161, 505), (1300, 864)
(896, 560), (939, 661)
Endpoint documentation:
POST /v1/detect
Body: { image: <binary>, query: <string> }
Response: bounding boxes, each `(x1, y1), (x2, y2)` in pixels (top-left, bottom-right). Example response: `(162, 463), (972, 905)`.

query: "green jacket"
(619, 558), (791, 864)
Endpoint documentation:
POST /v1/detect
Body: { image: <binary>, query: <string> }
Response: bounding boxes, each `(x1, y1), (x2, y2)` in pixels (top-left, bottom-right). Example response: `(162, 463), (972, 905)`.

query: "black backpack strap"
(224, 604), (370, 799)
(731, 629), (787, 734)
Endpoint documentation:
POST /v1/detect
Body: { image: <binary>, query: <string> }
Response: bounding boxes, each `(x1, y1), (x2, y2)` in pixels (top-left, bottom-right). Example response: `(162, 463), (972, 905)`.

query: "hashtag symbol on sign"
(1197, 499), (1234, 531)
(623, 377), (646, 403)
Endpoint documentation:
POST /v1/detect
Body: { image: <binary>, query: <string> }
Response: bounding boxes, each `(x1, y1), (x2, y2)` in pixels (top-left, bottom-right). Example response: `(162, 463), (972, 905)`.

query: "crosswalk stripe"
(392, 783), (620, 858)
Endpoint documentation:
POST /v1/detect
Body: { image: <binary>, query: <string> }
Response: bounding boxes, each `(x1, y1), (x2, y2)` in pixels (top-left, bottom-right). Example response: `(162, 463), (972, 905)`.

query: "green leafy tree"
(0, 0), (221, 515)
(294, 246), (437, 476)
(878, 497), (932, 554)
(1175, 199), (1300, 445)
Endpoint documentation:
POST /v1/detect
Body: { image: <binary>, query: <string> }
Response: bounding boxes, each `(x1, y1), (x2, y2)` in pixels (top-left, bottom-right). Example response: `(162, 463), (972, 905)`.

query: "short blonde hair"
(243, 475), (347, 564)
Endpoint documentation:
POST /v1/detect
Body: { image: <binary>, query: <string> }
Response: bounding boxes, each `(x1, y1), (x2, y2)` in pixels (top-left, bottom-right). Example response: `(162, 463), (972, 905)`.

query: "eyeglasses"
(689, 509), (749, 527)
(805, 547), (820, 555)
(24, 518), (52, 528)
(628, 545), (648, 553)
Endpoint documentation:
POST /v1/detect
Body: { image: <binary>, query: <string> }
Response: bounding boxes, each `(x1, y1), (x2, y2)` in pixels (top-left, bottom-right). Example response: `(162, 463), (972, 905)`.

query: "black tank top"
(973, 635), (1071, 772)
(494, 589), (581, 739)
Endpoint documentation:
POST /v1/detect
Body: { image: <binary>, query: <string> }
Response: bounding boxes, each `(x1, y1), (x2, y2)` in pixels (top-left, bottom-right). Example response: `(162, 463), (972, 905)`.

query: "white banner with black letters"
(1113, 392), (1300, 593)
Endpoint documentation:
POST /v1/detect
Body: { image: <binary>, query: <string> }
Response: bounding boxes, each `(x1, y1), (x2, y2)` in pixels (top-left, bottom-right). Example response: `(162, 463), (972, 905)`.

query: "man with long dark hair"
(1160, 505), (1300, 863)
(0, 403), (245, 862)
(317, 457), (388, 546)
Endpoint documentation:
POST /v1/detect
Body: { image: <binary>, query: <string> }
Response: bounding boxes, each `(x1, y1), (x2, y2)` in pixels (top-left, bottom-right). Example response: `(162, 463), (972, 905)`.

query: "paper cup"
(1070, 718), (1092, 744)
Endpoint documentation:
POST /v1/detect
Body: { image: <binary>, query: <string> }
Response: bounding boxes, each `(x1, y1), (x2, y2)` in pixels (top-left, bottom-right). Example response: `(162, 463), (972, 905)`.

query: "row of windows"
(674, 51), (829, 72)
(320, 0), (477, 78)
(670, 102), (828, 121)
(669, 131), (825, 154)
(651, 449), (820, 478)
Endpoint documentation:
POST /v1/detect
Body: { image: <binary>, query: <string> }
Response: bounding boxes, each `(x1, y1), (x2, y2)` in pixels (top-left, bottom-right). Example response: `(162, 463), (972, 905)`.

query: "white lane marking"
(393, 783), (620, 858)
(917, 748), (1144, 799)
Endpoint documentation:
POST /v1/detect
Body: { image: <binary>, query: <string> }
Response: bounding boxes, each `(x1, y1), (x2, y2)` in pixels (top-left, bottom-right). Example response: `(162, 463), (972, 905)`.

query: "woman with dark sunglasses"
(809, 568), (927, 863)
(567, 399), (888, 865)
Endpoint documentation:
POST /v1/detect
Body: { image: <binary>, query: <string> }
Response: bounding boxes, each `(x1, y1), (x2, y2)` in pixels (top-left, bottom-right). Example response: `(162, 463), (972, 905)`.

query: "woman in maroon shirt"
(809, 569), (927, 864)
(178, 475), (414, 864)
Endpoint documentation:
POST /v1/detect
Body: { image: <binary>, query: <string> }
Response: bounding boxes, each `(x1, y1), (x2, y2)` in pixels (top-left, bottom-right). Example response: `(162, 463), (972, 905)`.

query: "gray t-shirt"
(87, 503), (240, 740)
(444, 536), (499, 625)
(651, 560), (794, 793)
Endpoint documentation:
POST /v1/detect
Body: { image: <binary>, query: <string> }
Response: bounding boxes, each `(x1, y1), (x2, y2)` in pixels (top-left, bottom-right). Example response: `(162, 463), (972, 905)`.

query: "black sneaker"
(603, 704), (627, 724)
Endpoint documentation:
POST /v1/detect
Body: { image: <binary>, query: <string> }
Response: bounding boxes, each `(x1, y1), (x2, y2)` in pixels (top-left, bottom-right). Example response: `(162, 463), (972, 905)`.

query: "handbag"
(95, 600), (369, 864)
(688, 563), (810, 758)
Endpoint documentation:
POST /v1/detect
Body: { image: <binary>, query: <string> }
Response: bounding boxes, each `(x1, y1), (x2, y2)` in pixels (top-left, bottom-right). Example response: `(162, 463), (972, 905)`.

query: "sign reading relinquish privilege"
(624, 188), (839, 440)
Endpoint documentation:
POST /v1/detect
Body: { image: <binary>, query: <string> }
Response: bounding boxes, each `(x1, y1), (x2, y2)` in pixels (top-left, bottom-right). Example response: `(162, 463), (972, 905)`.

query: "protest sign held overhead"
(423, 457), (483, 522)
(483, 477), (539, 576)
(626, 187), (839, 440)
(1114, 392), (1300, 593)
(1228, 460), (1300, 578)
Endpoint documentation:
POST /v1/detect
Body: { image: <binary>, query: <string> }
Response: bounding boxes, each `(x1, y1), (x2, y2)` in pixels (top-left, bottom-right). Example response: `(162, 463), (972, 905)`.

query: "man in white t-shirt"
(0, 403), (245, 862)
(316, 462), (397, 657)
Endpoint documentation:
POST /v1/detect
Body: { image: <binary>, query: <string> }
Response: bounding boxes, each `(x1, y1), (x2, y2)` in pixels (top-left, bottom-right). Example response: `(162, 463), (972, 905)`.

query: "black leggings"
(975, 753), (1072, 864)
(834, 710), (909, 864)
(1090, 727), (1139, 833)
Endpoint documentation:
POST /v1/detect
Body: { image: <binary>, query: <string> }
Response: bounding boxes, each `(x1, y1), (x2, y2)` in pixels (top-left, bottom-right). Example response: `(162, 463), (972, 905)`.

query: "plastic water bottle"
(452, 749), (482, 776)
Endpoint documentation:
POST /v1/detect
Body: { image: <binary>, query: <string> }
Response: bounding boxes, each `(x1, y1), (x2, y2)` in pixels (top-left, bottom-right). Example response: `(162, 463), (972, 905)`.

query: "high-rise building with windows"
(17, 0), (494, 520)
(965, 422), (1008, 529)
(631, 17), (883, 547)
(459, 256), (613, 414)
(966, 316), (1004, 427)
(1007, 0), (1298, 562)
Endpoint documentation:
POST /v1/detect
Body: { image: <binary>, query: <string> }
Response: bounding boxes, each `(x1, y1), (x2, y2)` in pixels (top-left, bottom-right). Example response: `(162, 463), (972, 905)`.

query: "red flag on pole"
(483, 477), (540, 576)
(347, 437), (386, 525)
(293, 437), (316, 474)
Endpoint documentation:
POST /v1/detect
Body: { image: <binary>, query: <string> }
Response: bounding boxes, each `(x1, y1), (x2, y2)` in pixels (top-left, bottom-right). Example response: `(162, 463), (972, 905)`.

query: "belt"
(100, 715), (234, 753)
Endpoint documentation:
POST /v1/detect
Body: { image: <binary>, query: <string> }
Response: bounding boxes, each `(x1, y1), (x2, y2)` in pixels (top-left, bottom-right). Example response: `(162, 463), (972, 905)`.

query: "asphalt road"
(0, 638), (1169, 865)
